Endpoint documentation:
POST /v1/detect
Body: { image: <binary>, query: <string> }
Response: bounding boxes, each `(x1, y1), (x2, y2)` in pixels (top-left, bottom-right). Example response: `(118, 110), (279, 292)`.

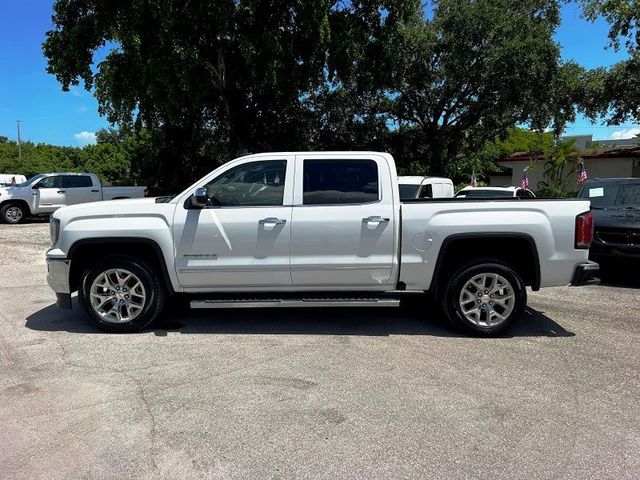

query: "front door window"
(202, 160), (286, 207)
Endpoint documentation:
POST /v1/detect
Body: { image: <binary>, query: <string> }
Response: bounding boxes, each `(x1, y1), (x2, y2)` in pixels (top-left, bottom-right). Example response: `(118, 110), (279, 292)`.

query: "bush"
(535, 186), (578, 198)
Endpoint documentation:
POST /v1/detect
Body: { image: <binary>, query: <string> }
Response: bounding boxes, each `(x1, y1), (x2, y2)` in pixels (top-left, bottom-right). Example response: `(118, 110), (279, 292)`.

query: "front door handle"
(363, 216), (390, 223)
(259, 217), (287, 226)
(57, 190), (66, 194)
(91, 189), (99, 193)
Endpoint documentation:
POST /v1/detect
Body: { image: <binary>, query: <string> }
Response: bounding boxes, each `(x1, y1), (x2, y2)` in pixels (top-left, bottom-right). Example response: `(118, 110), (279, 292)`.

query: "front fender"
(54, 212), (180, 292)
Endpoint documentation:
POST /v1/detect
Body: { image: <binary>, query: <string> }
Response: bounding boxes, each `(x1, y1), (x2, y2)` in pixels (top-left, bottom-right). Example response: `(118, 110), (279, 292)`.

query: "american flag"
(470, 171), (478, 187)
(577, 163), (588, 186)
(520, 169), (529, 190)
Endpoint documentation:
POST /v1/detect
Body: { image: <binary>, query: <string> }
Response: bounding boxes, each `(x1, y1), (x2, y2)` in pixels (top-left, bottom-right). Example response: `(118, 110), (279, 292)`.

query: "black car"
(578, 178), (640, 266)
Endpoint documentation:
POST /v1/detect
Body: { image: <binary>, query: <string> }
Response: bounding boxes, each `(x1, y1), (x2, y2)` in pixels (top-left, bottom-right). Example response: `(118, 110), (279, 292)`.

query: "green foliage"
(578, 1), (640, 125)
(447, 127), (554, 185)
(537, 138), (581, 193)
(380, 0), (567, 175)
(581, 0), (640, 51)
(580, 52), (640, 125)
(0, 132), (134, 185)
(535, 186), (578, 198)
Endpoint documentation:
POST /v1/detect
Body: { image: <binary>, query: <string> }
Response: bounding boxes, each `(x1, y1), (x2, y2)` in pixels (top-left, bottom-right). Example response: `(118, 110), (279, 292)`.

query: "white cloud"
(74, 131), (97, 146)
(609, 127), (640, 140)
(69, 86), (83, 97)
(75, 105), (89, 113)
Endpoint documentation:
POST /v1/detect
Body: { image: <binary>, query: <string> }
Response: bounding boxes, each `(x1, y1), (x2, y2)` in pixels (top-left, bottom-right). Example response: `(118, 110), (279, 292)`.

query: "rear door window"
(62, 175), (93, 188)
(302, 159), (379, 205)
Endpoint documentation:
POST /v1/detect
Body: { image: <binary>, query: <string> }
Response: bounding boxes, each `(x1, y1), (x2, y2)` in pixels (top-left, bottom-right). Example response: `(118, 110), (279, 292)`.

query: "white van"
(0, 174), (27, 187)
(398, 176), (455, 199)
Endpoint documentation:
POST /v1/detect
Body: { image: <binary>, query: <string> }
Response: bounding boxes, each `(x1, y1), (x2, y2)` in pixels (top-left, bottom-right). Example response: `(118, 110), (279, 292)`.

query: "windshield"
(16, 174), (45, 187)
(578, 180), (640, 209)
(459, 189), (514, 198)
(399, 184), (419, 199)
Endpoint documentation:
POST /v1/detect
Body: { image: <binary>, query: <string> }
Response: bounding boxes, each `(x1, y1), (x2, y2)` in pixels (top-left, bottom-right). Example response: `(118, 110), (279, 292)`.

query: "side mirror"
(184, 187), (209, 209)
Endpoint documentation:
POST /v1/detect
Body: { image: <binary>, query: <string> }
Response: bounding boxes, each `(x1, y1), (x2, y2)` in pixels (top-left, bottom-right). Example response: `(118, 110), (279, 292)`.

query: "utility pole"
(16, 120), (22, 161)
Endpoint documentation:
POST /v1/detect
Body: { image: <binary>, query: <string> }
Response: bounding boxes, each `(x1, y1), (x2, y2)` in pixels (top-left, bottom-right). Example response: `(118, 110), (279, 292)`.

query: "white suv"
(455, 186), (536, 199)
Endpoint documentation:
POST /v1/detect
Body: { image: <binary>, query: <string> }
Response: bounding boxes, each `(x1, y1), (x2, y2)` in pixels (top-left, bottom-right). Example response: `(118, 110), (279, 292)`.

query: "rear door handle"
(259, 217), (287, 226)
(57, 190), (66, 194)
(364, 216), (390, 223)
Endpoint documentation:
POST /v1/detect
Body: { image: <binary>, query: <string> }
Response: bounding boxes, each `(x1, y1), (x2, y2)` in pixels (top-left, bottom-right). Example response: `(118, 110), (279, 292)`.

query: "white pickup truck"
(0, 172), (146, 223)
(46, 152), (598, 335)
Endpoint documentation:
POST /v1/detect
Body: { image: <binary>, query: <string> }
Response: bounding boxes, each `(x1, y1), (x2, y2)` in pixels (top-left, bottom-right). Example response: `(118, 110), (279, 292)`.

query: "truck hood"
(592, 208), (640, 229)
(0, 185), (30, 196)
(53, 197), (172, 223)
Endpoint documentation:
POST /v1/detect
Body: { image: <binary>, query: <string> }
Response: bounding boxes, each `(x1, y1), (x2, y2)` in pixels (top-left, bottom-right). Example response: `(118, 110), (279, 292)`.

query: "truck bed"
(399, 197), (591, 290)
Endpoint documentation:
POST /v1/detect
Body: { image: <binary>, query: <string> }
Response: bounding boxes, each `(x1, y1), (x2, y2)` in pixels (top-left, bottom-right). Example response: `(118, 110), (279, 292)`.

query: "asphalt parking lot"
(0, 223), (639, 480)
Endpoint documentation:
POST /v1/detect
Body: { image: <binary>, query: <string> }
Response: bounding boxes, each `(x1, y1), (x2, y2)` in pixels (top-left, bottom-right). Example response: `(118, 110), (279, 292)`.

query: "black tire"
(441, 259), (527, 336)
(1, 203), (27, 224)
(79, 255), (165, 333)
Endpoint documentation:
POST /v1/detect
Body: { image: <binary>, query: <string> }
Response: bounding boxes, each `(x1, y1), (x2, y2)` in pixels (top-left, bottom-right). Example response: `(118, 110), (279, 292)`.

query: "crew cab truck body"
(0, 172), (146, 223)
(46, 152), (598, 335)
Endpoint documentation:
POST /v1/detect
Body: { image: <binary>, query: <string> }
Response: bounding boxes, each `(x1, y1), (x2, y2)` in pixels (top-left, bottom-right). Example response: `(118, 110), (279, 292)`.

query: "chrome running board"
(190, 298), (401, 309)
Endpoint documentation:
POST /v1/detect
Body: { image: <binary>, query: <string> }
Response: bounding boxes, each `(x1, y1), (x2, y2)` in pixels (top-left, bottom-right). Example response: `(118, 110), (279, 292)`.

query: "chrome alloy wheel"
(89, 268), (146, 323)
(6, 206), (23, 222)
(458, 273), (515, 327)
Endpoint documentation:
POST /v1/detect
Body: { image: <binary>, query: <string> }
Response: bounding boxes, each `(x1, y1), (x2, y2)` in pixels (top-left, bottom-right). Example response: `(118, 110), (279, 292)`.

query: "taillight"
(575, 211), (593, 249)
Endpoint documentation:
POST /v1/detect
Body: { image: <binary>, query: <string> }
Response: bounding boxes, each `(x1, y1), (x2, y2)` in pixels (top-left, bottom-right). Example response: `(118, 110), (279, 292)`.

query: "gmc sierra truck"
(46, 152), (598, 335)
(0, 172), (146, 223)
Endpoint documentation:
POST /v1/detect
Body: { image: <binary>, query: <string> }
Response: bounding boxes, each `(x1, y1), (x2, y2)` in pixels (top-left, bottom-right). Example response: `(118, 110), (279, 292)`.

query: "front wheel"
(1, 203), (27, 224)
(442, 260), (527, 336)
(79, 255), (165, 333)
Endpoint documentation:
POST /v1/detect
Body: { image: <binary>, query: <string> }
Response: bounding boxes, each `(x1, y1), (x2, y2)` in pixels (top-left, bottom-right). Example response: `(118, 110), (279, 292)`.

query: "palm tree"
(537, 138), (580, 196)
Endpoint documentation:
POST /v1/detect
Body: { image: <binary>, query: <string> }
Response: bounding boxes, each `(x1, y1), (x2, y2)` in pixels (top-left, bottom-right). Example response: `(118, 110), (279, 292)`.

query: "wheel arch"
(0, 199), (31, 215)
(431, 233), (540, 299)
(67, 237), (175, 294)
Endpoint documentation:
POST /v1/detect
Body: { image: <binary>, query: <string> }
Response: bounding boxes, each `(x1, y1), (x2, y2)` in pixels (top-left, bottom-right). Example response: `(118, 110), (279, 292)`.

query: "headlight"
(50, 217), (60, 246)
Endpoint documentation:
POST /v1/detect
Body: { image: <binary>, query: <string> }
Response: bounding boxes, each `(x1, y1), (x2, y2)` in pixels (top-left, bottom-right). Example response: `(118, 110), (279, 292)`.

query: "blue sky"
(0, 1), (638, 147)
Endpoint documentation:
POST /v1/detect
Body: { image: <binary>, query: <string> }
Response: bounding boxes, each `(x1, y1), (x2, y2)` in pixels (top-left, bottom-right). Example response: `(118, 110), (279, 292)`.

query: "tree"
(378, 0), (566, 175)
(581, 0), (640, 51)
(44, 1), (423, 191)
(43, 0), (356, 191)
(444, 127), (554, 184)
(537, 138), (581, 196)
(44, 0), (577, 189)
(579, 1), (640, 125)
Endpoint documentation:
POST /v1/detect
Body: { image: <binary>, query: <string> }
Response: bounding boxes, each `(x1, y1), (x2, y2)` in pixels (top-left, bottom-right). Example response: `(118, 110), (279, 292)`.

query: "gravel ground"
(0, 218), (50, 265)
(0, 223), (639, 480)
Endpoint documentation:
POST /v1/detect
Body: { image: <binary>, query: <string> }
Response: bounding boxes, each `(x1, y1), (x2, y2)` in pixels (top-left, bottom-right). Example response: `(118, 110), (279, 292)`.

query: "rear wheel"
(1, 203), (26, 224)
(79, 255), (165, 333)
(442, 259), (526, 336)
